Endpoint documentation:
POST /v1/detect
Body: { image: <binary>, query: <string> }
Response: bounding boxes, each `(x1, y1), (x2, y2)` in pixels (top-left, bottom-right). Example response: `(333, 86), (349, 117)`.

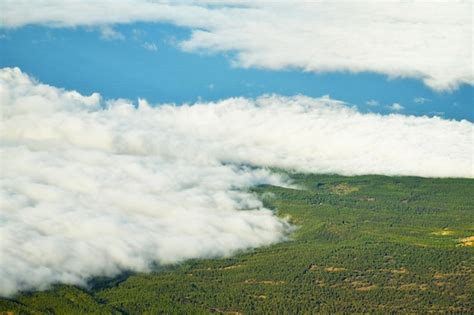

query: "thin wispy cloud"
(414, 97), (431, 104)
(99, 25), (125, 41)
(429, 111), (445, 117)
(366, 100), (379, 107)
(142, 41), (158, 51)
(132, 28), (146, 39)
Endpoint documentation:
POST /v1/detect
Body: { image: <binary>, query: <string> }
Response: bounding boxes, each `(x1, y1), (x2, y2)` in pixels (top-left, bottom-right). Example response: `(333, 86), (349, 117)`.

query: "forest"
(1, 173), (473, 314)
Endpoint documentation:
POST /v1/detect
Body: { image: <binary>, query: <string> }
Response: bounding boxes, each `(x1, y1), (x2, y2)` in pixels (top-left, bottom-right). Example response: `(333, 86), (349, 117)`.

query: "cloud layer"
(0, 67), (472, 296)
(1, 0), (472, 91)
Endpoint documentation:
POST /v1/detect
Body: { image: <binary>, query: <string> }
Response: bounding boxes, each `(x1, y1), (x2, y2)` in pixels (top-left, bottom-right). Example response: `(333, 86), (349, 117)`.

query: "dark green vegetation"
(1, 174), (473, 314)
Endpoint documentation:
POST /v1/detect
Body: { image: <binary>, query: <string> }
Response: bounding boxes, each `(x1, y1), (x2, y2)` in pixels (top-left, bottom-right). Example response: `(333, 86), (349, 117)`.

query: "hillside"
(1, 174), (473, 314)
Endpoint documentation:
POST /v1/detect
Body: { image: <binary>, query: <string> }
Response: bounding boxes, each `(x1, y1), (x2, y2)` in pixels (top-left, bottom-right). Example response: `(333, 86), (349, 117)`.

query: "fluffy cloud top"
(0, 67), (472, 296)
(1, 0), (472, 91)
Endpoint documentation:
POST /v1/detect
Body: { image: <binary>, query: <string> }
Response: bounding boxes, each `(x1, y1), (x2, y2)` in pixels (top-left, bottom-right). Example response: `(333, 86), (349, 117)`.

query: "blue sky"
(1, 23), (472, 121)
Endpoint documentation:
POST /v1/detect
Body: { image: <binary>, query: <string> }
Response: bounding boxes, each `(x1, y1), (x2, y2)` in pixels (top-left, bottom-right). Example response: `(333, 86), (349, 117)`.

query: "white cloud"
(99, 25), (125, 41)
(0, 67), (473, 296)
(388, 102), (404, 111)
(366, 100), (379, 107)
(414, 97), (431, 104)
(132, 28), (146, 40)
(1, 0), (472, 91)
(429, 111), (445, 117)
(142, 41), (158, 51)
